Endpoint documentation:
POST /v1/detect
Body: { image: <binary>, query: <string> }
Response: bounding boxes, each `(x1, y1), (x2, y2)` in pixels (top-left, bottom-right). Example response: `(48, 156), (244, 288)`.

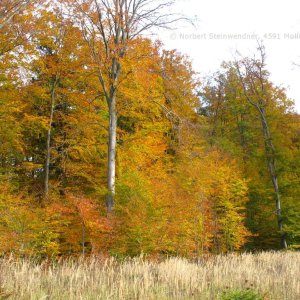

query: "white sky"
(156, 0), (300, 112)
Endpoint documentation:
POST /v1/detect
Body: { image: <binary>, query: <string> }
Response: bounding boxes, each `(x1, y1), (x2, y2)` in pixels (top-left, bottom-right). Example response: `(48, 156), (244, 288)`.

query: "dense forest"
(0, 0), (299, 258)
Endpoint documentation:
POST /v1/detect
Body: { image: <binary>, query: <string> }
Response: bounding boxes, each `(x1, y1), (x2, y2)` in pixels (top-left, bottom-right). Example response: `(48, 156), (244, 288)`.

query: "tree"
(25, 10), (77, 200)
(70, 0), (181, 212)
(234, 45), (288, 249)
(21, 8), (106, 200)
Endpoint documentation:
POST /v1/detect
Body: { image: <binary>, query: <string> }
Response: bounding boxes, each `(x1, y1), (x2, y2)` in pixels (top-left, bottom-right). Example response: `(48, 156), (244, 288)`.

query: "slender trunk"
(105, 55), (120, 213)
(44, 82), (57, 200)
(82, 221), (85, 256)
(259, 109), (288, 249)
(106, 95), (117, 213)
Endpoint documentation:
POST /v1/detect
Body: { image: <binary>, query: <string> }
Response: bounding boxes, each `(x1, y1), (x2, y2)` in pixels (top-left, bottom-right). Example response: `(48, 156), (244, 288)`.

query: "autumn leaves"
(0, 1), (299, 256)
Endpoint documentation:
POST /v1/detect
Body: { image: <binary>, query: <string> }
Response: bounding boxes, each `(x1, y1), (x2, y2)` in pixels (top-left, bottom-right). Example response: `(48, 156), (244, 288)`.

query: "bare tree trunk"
(44, 80), (57, 200)
(106, 95), (117, 213)
(259, 109), (288, 249)
(105, 54), (120, 213)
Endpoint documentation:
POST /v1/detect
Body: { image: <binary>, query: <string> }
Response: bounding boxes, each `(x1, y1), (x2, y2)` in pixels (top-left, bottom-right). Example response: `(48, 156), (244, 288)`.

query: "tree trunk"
(105, 55), (120, 213)
(82, 221), (85, 256)
(44, 83), (56, 200)
(106, 95), (117, 213)
(259, 108), (288, 249)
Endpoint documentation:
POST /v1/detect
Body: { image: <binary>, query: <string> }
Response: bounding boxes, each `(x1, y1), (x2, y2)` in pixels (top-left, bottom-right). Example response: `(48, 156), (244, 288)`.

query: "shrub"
(221, 289), (265, 300)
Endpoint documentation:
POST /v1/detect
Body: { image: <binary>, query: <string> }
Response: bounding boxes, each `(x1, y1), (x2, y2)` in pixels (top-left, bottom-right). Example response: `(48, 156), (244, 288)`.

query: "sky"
(155, 0), (300, 112)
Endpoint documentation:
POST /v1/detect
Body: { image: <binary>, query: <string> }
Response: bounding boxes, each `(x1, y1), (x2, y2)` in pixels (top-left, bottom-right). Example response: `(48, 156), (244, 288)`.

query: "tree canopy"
(0, 1), (299, 257)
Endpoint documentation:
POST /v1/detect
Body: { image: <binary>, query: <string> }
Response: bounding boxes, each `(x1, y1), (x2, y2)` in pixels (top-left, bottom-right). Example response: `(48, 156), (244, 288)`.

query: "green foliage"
(202, 61), (300, 250)
(221, 289), (265, 300)
(32, 230), (60, 258)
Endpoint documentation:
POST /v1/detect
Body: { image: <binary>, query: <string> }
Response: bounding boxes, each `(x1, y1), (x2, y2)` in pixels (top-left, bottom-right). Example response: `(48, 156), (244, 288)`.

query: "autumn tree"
(233, 46), (287, 249)
(201, 48), (300, 249)
(68, 0), (181, 212)
(19, 7), (106, 199)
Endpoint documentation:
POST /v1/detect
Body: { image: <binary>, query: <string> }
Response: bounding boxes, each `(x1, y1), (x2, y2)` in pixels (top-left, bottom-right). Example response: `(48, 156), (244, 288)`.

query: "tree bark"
(106, 95), (117, 213)
(105, 54), (120, 213)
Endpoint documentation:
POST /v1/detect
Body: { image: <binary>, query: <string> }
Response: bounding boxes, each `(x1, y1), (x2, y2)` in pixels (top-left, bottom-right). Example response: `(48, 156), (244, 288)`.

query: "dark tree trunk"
(44, 79), (58, 200)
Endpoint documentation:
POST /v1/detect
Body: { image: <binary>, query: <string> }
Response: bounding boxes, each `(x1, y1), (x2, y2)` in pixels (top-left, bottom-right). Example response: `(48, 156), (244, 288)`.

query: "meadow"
(0, 252), (299, 300)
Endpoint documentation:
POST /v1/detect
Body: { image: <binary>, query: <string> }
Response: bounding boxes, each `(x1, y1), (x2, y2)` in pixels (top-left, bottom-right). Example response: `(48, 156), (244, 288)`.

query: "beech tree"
(234, 46), (288, 249)
(70, 0), (181, 212)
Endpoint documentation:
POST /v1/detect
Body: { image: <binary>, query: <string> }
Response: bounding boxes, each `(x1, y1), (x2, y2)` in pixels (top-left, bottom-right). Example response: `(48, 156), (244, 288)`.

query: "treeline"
(0, 1), (299, 257)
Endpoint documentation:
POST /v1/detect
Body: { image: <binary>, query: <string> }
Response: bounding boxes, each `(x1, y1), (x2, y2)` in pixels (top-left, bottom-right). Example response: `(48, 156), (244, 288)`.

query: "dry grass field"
(0, 252), (299, 300)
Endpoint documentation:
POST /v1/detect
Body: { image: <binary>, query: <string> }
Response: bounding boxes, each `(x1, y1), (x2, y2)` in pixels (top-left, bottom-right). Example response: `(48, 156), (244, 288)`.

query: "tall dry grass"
(0, 252), (299, 299)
